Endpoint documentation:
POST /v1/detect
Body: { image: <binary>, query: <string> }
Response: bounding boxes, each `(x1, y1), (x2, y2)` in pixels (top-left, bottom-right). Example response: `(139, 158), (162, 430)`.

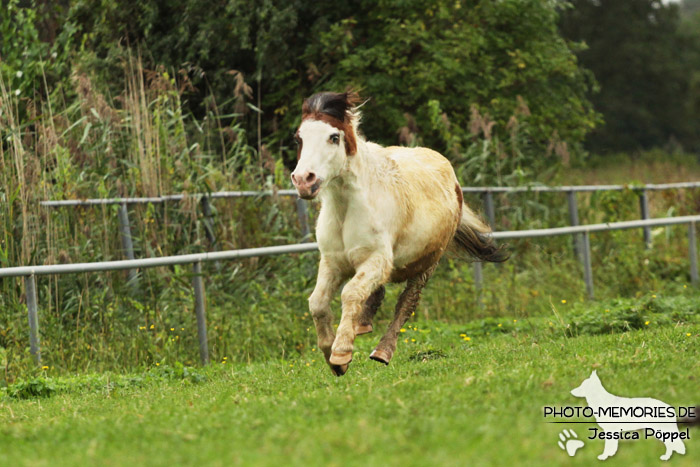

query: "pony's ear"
(591, 370), (598, 379)
(343, 90), (362, 115)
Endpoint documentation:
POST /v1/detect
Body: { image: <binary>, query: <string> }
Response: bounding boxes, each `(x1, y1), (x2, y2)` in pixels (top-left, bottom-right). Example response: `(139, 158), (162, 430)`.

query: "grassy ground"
(1, 300), (698, 466)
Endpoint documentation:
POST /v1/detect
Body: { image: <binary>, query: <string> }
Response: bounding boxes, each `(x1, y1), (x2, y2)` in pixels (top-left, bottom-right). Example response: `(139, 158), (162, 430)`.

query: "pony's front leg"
(308, 256), (344, 375)
(330, 253), (392, 368)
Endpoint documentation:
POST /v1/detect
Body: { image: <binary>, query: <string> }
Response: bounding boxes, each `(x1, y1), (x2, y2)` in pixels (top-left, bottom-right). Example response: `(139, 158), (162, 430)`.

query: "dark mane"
(302, 91), (360, 123)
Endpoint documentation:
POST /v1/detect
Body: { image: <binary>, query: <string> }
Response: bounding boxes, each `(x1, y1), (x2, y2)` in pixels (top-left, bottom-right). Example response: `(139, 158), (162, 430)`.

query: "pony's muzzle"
(291, 171), (321, 199)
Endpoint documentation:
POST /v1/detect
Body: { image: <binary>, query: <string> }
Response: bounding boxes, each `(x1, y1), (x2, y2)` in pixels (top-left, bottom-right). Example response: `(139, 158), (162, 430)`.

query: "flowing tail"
(450, 204), (508, 263)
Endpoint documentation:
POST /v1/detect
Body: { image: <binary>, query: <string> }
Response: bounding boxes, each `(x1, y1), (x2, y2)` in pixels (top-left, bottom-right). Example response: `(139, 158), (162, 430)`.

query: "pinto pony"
(291, 92), (506, 376)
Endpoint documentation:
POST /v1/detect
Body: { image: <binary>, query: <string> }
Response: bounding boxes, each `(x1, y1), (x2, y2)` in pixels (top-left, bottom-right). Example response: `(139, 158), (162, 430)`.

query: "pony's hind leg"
(370, 265), (436, 365)
(355, 286), (385, 335)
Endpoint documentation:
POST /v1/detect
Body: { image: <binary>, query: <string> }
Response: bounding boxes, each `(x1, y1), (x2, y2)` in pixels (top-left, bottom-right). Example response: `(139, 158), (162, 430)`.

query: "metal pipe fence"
(39, 181), (700, 263)
(38, 181), (700, 207)
(2, 215), (698, 367)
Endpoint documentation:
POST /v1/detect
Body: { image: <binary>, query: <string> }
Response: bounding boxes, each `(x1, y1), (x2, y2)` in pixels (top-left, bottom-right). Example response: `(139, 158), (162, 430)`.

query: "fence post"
(117, 202), (138, 283)
(567, 190), (583, 262)
(638, 190), (652, 249)
(582, 231), (594, 299)
(482, 191), (496, 228)
(25, 274), (41, 365)
(296, 198), (311, 242)
(200, 196), (218, 250)
(192, 261), (209, 365)
(472, 262), (483, 308)
(689, 222), (699, 286)
(200, 196), (221, 270)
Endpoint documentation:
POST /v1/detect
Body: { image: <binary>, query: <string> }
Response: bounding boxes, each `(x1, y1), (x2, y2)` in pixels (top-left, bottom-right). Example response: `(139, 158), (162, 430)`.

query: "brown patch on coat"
(390, 249), (443, 283)
(455, 183), (464, 217)
(295, 131), (303, 160)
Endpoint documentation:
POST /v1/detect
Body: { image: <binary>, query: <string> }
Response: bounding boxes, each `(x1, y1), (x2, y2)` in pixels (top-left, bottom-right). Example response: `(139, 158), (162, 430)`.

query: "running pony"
(291, 92), (506, 376)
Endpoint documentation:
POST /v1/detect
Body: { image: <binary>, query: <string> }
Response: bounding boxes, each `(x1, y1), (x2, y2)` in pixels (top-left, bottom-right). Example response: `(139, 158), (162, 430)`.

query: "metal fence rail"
(2, 215), (698, 367)
(39, 189), (300, 207)
(39, 181), (700, 267)
(461, 181), (700, 193)
(38, 181), (700, 207)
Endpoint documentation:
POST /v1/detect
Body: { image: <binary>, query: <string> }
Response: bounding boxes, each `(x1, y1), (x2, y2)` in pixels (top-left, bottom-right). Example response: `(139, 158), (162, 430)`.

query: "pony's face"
(291, 119), (348, 200)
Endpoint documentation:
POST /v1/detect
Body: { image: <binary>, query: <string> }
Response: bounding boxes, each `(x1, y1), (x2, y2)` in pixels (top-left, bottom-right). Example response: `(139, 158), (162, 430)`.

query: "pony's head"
(291, 91), (360, 199)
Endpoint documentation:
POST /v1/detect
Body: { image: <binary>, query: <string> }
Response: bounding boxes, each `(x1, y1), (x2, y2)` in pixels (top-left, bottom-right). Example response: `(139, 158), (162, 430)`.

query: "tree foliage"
(12, 0), (599, 173)
(560, 0), (700, 153)
(305, 0), (598, 154)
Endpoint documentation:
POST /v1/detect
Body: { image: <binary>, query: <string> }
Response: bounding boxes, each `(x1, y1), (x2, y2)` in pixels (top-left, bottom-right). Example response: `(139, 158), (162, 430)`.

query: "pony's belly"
(390, 248), (442, 282)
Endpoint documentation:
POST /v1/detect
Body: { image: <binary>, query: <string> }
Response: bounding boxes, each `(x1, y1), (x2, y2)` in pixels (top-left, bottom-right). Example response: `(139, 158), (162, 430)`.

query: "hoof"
(369, 348), (391, 365)
(329, 351), (353, 366)
(355, 323), (373, 335)
(330, 363), (349, 376)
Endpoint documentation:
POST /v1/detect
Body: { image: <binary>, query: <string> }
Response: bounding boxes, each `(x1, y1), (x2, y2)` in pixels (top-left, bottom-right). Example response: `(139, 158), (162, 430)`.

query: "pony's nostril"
(291, 173), (299, 185)
(306, 172), (316, 184)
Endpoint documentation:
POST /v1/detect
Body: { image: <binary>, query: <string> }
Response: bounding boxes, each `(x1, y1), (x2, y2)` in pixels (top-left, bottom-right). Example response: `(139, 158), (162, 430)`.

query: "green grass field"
(2, 297), (698, 466)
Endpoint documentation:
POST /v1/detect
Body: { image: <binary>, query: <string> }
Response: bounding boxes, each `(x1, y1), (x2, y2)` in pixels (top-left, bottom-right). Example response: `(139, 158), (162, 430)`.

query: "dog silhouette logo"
(570, 370), (686, 461)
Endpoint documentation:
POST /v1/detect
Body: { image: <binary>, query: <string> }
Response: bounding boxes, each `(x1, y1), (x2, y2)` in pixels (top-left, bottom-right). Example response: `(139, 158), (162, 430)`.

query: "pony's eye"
(294, 134), (301, 146)
(329, 133), (340, 144)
